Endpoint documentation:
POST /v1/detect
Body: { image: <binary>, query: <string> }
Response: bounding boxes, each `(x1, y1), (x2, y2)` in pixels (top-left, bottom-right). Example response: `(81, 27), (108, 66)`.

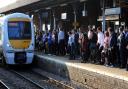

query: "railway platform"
(35, 52), (128, 89)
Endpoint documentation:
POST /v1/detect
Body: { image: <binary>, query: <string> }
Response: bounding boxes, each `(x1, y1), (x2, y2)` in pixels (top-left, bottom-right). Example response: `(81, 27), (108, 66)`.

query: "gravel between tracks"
(16, 70), (61, 89)
(32, 68), (89, 89)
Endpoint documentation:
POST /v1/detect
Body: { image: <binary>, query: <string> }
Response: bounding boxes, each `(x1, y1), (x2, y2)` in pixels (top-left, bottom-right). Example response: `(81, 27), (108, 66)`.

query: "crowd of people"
(35, 25), (128, 70)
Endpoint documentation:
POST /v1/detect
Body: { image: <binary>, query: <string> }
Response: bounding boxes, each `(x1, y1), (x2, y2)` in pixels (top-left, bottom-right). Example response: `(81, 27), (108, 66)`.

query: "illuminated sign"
(98, 15), (119, 21)
(9, 22), (18, 26)
(105, 7), (121, 15)
(61, 13), (67, 20)
(82, 10), (87, 16)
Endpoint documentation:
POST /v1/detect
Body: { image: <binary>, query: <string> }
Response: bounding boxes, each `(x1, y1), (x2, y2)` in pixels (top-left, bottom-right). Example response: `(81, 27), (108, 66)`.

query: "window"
(8, 21), (31, 39)
(0, 30), (1, 41)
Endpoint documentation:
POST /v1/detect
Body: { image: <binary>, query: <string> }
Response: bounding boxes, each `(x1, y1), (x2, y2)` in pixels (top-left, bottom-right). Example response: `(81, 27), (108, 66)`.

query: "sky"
(0, 0), (17, 8)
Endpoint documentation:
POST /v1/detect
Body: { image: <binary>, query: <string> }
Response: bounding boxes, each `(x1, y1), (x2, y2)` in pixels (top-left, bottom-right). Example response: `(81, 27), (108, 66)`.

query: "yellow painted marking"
(9, 40), (31, 49)
(8, 18), (30, 22)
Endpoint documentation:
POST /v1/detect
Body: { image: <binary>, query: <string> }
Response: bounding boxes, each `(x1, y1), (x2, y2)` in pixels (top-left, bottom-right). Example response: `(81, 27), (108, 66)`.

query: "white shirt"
(88, 30), (93, 40)
(68, 34), (75, 46)
(97, 32), (104, 47)
(58, 31), (64, 43)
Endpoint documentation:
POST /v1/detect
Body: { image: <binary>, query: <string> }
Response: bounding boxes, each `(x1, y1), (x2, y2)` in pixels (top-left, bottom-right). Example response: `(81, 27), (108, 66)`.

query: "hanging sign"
(61, 13), (67, 20)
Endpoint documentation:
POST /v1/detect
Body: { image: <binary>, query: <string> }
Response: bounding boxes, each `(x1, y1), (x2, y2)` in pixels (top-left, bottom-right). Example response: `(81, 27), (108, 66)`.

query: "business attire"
(68, 34), (75, 59)
(118, 32), (126, 68)
(125, 32), (128, 70)
(109, 32), (117, 66)
(58, 30), (65, 55)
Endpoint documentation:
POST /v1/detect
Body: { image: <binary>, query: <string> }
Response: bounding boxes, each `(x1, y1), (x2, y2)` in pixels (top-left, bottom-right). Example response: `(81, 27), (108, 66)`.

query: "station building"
(0, 0), (128, 32)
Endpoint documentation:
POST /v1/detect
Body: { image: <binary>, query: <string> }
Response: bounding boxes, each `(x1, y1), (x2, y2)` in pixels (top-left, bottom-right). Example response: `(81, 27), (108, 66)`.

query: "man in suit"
(117, 27), (127, 68)
(124, 27), (128, 70)
(108, 27), (117, 67)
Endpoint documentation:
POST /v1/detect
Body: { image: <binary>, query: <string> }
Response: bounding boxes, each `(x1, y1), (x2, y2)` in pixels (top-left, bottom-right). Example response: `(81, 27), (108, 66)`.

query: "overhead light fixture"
(115, 21), (119, 25)
(60, 3), (67, 7)
(80, 0), (87, 2)
(34, 10), (39, 12)
(45, 7), (51, 10)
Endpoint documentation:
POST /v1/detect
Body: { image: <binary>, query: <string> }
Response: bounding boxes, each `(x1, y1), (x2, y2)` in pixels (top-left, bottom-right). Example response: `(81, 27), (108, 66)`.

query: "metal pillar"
(72, 2), (78, 30)
(102, 0), (106, 32)
(38, 13), (42, 31)
(74, 10), (77, 29)
(53, 11), (56, 30)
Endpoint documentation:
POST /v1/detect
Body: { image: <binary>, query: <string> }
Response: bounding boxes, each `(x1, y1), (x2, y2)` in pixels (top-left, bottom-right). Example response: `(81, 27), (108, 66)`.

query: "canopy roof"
(0, 0), (81, 14)
(0, 0), (40, 13)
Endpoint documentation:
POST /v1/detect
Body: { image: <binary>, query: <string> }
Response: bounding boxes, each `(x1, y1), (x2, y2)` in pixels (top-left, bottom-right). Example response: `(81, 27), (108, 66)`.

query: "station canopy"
(0, 0), (80, 14)
(0, 0), (40, 13)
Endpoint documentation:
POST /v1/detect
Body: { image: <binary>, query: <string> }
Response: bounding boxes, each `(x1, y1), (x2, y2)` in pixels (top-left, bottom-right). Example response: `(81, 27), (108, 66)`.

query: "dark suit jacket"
(109, 32), (117, 48)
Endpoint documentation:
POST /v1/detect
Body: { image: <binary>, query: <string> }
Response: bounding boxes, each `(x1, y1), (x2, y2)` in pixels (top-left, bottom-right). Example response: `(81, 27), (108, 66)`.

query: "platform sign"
(8, 22), (18, 27)
(105, 7), (121, 15)
(82, 10), (87, 16)
(61, 13), (67, 20)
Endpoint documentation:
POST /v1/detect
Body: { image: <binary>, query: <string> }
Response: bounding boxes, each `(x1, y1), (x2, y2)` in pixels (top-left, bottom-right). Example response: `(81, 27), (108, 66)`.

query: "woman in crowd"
(101, 31), (110, 66)
(81, 32), (89, 63)
(79, 27), (84, 59)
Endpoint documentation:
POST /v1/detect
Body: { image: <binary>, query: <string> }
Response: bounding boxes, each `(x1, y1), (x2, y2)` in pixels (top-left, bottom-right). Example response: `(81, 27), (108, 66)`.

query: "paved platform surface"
(35, 52), (128, 89)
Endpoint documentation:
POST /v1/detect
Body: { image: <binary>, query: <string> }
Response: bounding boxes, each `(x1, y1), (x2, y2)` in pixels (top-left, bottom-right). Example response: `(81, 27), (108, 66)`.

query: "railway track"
(0, 63), (74, 89)
(9, 70), (46, 89)
(31, 69), (74, 89)
(9, 68), (74, 89)
(0, 80), (10, 89)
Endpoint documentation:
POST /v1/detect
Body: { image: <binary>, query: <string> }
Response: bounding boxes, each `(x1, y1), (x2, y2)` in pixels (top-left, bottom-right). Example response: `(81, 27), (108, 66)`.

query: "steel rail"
(10, 70), (46, 89)
(0, 80), (10, 89)
(31, 70), (74, 89)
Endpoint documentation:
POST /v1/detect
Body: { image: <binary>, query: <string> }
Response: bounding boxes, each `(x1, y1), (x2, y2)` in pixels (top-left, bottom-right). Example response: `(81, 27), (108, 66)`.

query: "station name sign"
(105, 7), (121, 15)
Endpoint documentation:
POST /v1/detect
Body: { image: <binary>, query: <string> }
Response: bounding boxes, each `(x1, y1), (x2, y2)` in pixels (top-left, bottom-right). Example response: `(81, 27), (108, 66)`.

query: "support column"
(74, 10), (77, 29)
(72, 2), (78, 29)
(53, 10), (56, 30)
(102, 0), (106, 32)
(38, 12), (42, 32)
